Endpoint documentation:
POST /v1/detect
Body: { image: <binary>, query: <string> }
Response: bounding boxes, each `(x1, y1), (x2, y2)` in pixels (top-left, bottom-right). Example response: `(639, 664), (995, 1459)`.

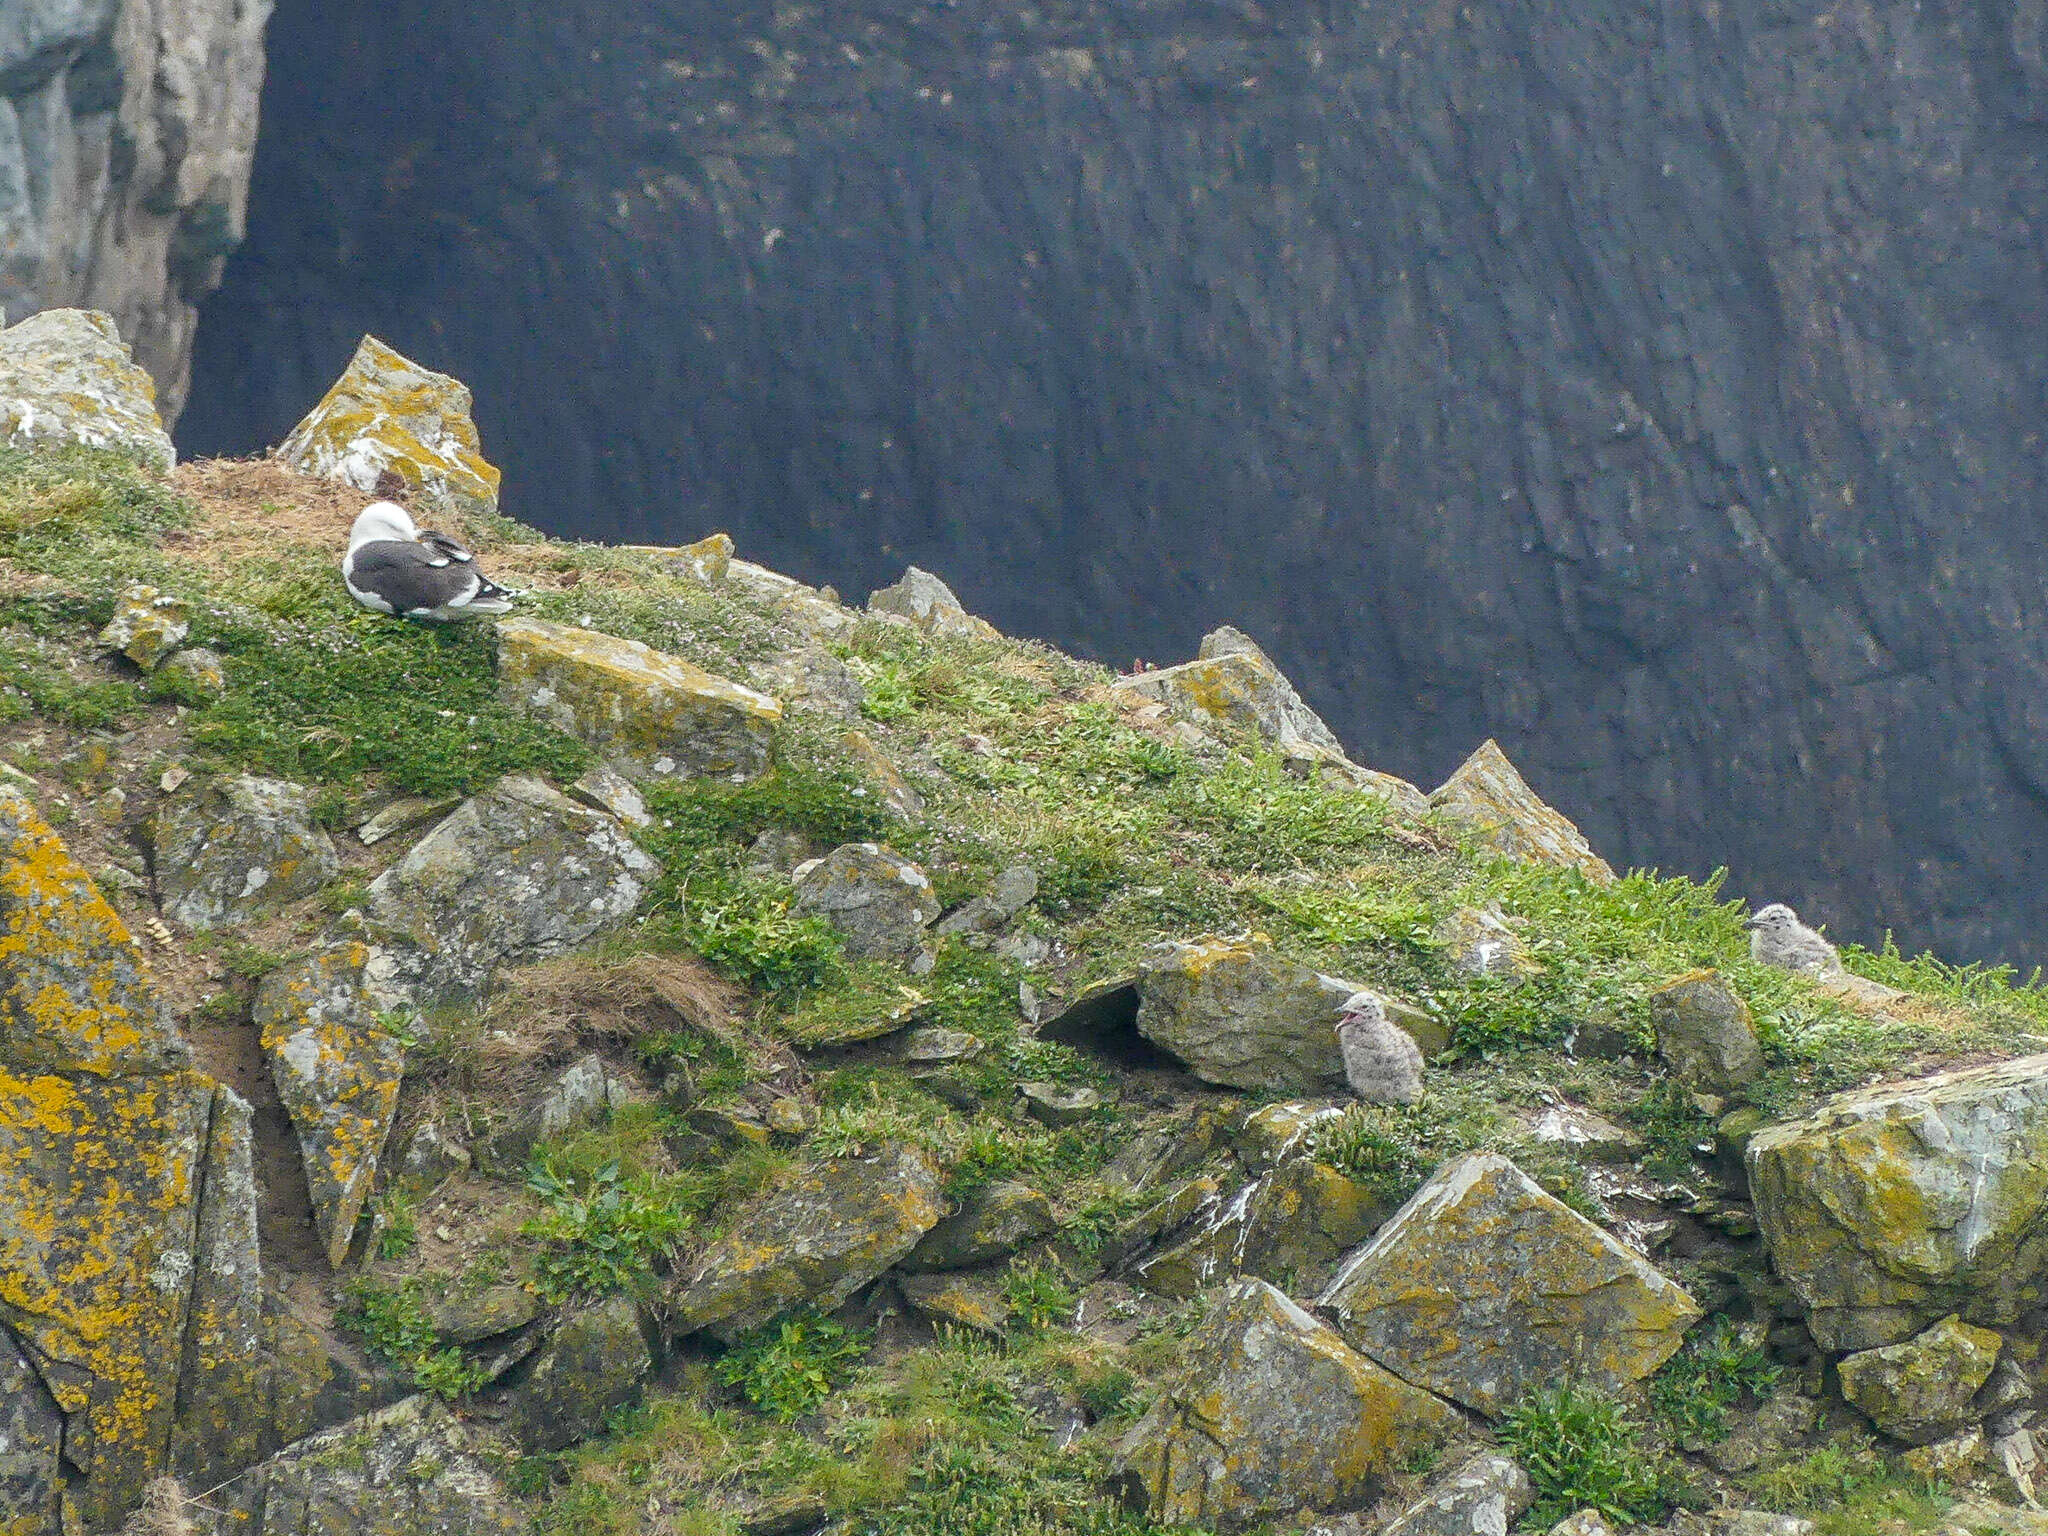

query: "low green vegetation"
(524, 1159), (693, 1303)
(1498, 1381), (1670, 1528)
(339, 1277), (491, 1401)
(1649, 1319), (1783, 1444)
(715, 1310), (871, 1421)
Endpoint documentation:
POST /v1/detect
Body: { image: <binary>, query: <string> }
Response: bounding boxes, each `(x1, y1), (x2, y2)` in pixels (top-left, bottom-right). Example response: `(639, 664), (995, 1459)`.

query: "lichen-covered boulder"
(1234, 1101), (1346, 1174)
(934, 864), (1038, 939)
(502, 1298), (655, 1453)
(1135, 936), (1358, 1093)
(790, 843), (940, 964)
(866, 565), (999, 640)
(253, 943), (406, 1269)
(153, 645), (227, 698)
(278, 334), (502, 522)
(97, 583), (189, 671)
(0, 787), (188, 1076)
(1837, 1314), (2002, 1445)
(1318, 1152), (1700, 1417)
(360, 774), (657, 1003)
(903, 1180), (1056, 1272)
(1380, 1452), (1534, 1536)
(495, 618), (782, 784)
(1109, 1278), (1458, 1528)
(669, 1144), (944, 1343)
(1113, 627), (1343, 754)
(1747, 1054), (2048, 1351)
(1651, 970), (1764, 1095)
(152, 775), (341, 931)
(0, 1319), (62, 1534)
(1132, 1157), (1383, 1298)
(0, 1068), (219, 1528)
(0, 309), (175, 471)
(194, 1394), (528, 1536)
(487, 1053), (616, 1169)
(1429, 740), (1616, 883)
(899, 1273), (1011, 1336)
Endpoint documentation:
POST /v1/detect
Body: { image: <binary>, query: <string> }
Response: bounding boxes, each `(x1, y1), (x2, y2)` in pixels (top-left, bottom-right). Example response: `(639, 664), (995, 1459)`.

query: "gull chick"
(1335, 989), (1423, 1105)
(1744, 902), (1843, 979)
(341, 501), (516, 621)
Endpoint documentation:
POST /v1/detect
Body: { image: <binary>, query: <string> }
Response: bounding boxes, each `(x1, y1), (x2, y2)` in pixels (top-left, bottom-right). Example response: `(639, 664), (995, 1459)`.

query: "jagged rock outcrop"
(278, 334), (499, 520)
(1651, 970), (1765, 1097)
(1836, 1314), (2003, 1446)
(1132, 1155), (1384, 1298)
(501, 1298), (656, 1454)
(1380, 1452), (1534, 1536)
(4, 0), (267, 424)
(151, 773), (340, 929)
(1115, 625), (1344, 756)
(1318, 1152), (1700, 1417)
(1110, 1277), (1458, 1528)
(1430, 741), (1616, 883)
(1747, 1054), (2048, 1351)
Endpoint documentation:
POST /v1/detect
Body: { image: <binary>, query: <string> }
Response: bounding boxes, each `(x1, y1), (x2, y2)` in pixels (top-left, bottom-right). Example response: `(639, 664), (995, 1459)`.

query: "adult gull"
(341, 501), (516, 621)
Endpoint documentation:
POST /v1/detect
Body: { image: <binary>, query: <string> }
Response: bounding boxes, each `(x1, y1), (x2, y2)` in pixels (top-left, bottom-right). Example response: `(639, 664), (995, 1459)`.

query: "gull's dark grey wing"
(344, 539), (483, 615)
(413, 530), (476, 564)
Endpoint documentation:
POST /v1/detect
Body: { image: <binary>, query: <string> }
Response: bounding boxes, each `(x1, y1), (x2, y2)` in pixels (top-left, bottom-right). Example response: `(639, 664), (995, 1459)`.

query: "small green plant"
(1306, 1092), (1495, 1206)
(340, 1277), (486, 1401)
(523, 1159), (692, 1302)
(1650, 1317), (1782, 1444)
(1035, 829), (1128, 917)
(373, 1188), (419, 1260)
(1497, 1382), (1669, 1528)
(1000, 1263), (1075, 1333)
(213, 935), (292, 980)
(689, 896), (844, 993)
(715, 1309), (870, 1420)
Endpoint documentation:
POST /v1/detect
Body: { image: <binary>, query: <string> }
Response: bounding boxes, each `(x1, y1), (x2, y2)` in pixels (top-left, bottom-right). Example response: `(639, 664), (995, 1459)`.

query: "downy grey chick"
(1336, 990), (1423, 1104)
(1745, 902), (1843, 979)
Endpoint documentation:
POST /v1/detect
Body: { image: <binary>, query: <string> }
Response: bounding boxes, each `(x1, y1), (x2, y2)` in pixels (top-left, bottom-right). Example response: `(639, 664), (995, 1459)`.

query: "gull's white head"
(348, 500), (418, 552)
(1744, 903), (1801, 933)
(1335, 989), (1387, 1034)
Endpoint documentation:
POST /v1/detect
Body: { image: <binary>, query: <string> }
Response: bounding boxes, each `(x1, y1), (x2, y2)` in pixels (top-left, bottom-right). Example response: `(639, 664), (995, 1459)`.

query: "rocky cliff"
(181, 0), (2048, 970)
(2, 0), (268, 423)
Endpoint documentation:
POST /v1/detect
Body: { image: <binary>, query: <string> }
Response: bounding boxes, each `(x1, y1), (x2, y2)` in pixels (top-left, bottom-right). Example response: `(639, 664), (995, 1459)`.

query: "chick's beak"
(1741, 916), (1761, 930)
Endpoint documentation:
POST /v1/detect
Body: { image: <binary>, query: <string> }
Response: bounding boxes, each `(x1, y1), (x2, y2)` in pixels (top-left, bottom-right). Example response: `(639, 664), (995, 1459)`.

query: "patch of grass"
(1649, 1317), (1781, 1445)
(191, 615), (591, 796)
(715, 1310), (870, 1421)
(1750, 1431), (1951, 1533)
(999, 1263), (1075, 1333)
(1627, 1078), (1717, 1177)
(0, 635), (141, 729)
(1305, 1090), (1499, 1206)
(524, 1159), (693, 1303)
(213, 934), (293, 980)
(1497, 1382), (1669, 1528)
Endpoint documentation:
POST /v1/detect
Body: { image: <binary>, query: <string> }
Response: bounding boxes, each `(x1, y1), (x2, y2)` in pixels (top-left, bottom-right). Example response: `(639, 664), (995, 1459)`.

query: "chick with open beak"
(1335, 989), (1423, 1105)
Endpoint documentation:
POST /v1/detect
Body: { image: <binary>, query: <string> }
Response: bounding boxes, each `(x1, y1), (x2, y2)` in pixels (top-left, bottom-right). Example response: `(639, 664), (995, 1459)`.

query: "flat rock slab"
(1110, 1277), (1458, 1528)
(360, 773), (657, 1004)
(496, 617), (782, 784)
(1747, 1053), (2048, 1350)
(1428, 740), (1615, 883)
(0, 309), (175, 471)
(195, 1394), (528, 1535)
(1133, 1156), (1384, 1298)
(669, 1144), (944, 1343)
(903, 1179), (1055, 1271)
(153, 774), (340, 930)
(1318, 1152), (1699, 1418)
(278, 334), (501, 521)
(503, 1298), (655, 1453)
(254, 942), (406, 1269)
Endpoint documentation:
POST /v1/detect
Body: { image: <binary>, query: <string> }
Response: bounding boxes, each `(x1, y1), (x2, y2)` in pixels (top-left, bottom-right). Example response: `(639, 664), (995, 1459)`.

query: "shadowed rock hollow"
(183, 0), (2048, 967)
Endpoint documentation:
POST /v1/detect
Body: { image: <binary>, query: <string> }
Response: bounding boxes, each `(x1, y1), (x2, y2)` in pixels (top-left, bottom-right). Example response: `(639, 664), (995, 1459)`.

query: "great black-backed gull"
(341, 501), (516, 621)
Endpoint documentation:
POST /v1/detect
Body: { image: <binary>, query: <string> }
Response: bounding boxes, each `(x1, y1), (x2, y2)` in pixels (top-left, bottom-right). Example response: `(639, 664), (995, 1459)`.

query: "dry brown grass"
(464, 951), (746, 1097)
(117, 1477), (195, 1536)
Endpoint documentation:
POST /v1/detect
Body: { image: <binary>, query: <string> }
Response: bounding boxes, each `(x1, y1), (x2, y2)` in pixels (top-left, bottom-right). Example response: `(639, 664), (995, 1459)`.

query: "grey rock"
(360, 774), (657, 1004)
(1838, 1314), (2003, 1445)
(354, 793), (459, 847)
(1018, 1081), (1104, 1126)
(790, 842), (939, 963)
(1, 0), (267, 425)
(1131, 1156), (1386, 1299)
(867, 565), (997, 639)
(1109, 1278), (1459, 1527)
(153, 644), (226, 697)
(1134, 934), (1362, 1093)
(393, 1119), (470, 1199)
(935, 864), (1039, 937)
(97, 581), (187, 669)
(1434, 905), (1537, 980)
(1113, 634), (1344, 754)
(1380, 1452), (1534, 1536)
(502, 1297), (654, 1452)
(153, 774), (340, 929)
(1714, 1515), (1816, 1536)
(0, 308), (174, 467)
(1546, 1515), (1616, 1536)
(194, 1394), (527, 1535)
(903, 1180), (1057, 1271)
(489, 1053), (614, 1167)
(567, 762), (650, 828)
(893, 1025), (984, 1064)
(669, 1144), (946, 1342)
(0, 1323), (61, 1536)
(1318, 1152), (1701, 1418)
(1651, 970), (1764, 1095)
(743, 827), (820, 877)
(1429, 740), (1616, 883)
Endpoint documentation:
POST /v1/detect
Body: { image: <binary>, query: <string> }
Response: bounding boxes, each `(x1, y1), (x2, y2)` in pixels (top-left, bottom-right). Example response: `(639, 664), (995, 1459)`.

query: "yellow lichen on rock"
(0, 310), (176, 473)
(0, 789), (185, 1078)
(277, 335), (502, 521)
(1429, 739), (1616, 883)
(497, 616), (783, 783)
(0, 1066), (215, 1530)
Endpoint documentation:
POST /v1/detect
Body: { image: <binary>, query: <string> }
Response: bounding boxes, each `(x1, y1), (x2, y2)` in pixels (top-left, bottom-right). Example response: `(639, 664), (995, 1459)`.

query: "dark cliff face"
(183, 0), (2048, 966)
